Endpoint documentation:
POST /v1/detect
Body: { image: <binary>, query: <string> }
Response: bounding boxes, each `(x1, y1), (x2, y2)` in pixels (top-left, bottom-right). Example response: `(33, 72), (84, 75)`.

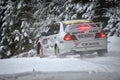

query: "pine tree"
(0, 0), (8, 58)
(0, 0), (35, 58)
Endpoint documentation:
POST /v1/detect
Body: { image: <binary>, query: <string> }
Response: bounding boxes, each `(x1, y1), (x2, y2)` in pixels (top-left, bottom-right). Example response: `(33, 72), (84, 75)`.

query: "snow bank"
(12, 49), (37, 58)
(108, 35), (120, 52)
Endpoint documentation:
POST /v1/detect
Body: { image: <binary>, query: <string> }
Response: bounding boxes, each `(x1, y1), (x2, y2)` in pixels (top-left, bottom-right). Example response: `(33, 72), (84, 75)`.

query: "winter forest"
(0, 0), (120, 59)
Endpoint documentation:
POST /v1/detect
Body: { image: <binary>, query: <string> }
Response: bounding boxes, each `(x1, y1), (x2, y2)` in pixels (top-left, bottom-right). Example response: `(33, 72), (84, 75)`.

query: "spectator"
(36, 35), (44, 58)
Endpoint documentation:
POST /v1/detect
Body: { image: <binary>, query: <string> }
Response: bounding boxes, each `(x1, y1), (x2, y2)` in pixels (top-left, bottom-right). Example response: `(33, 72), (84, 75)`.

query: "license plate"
(78, 34), (93, 38)
(81, 42), (100, 46)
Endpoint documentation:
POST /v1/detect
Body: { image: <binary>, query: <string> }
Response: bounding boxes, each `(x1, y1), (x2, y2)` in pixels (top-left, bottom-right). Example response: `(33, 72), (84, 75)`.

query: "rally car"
(37, 19), (107, 57)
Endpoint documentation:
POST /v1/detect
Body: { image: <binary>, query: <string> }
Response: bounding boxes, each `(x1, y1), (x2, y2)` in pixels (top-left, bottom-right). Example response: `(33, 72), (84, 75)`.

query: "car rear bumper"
(59, 39), (107, 54)
(70, 49), (107, 54)
(60, 45), (107, 54)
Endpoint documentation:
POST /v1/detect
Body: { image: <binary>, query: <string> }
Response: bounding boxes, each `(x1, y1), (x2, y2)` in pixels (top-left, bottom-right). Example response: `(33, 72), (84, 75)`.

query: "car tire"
(97, 50), (106, 57)
(80, 52), (85, 58)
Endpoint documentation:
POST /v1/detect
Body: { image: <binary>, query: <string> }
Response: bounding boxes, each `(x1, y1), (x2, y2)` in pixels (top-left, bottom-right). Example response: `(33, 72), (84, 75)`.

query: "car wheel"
(97, 50), (106, 57)
(55, 45), (60, 57)
(80, 52), (85, 58)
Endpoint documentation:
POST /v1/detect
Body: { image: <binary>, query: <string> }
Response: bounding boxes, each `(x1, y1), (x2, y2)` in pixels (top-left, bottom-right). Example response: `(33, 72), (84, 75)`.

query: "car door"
(42, 24), (55, 54)
(44, 23), (60, 54)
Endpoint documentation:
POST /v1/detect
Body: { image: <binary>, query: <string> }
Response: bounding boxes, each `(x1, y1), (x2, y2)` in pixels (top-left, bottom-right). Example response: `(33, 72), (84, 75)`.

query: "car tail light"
(64, 33), (77, 41)
(77, 24), (91, 32)
(95, 32), (106, 38)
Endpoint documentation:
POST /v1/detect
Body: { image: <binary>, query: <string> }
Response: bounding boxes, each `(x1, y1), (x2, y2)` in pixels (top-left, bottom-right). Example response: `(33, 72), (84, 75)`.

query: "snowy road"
(0, 36), (120, 80)
(0, 72), (120, 80)
(0, 55), (120, 80)
(1, 52), (120, 80)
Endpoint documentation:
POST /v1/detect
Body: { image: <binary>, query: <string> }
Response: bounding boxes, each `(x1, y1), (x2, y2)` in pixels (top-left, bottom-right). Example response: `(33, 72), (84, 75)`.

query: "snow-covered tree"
(0, 0), (35, 58)
(0, 0), (8, 58)
(104, 1), (120, 36)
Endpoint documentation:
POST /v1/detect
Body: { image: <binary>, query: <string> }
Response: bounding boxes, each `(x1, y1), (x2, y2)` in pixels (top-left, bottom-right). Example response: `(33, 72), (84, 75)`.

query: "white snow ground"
(0, 57), (114, 75)
(0, 35), (120, 80)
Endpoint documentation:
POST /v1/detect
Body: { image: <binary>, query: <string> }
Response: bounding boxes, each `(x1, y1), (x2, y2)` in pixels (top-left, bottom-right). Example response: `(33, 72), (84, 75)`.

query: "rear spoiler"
(64, 22), (102, 33)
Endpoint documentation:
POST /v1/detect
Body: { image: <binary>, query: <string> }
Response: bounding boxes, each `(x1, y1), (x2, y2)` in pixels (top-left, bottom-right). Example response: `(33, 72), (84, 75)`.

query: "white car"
(38, 19), (107, 57)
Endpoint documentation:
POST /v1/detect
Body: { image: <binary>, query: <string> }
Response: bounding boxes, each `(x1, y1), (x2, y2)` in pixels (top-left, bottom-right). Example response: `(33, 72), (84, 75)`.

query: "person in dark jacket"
(37, 36), (44, 58)
(37, 42), (41, 55)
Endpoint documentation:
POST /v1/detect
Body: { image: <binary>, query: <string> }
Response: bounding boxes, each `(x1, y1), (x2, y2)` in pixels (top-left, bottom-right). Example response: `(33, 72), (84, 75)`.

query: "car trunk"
(64, 23), (101, 41)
